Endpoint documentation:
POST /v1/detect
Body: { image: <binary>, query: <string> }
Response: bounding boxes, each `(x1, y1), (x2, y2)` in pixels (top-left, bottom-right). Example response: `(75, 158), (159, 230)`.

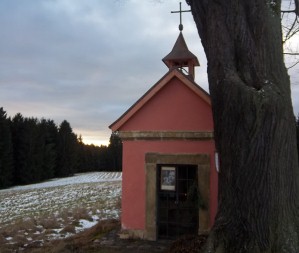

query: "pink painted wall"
(121, 140), (218, 230)
(120, 77), (213, 131)
(117, 75), (218, 232)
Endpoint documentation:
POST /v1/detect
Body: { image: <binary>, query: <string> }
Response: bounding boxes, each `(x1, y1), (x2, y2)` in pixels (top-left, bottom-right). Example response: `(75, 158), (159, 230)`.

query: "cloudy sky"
(1, 0), (298, 146)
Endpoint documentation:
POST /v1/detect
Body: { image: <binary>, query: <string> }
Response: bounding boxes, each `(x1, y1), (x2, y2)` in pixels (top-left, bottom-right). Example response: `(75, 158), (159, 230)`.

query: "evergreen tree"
(6, 108), (123, 185)
(56, 120), (78, 177)
(98, 145), (110, 170)
(108, 132), (122, 171)
(76, 135), (87, 172)
(21, 117), (42, 184)
(0, 108), (13, 189)
(39, 119), (57, 180)
(11, 113), (27, 185)
(11, 116), (44, 184)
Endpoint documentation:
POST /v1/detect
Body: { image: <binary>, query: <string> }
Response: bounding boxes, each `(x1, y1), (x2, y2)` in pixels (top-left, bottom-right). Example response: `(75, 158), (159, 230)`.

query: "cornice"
(118, 131), (214, 141)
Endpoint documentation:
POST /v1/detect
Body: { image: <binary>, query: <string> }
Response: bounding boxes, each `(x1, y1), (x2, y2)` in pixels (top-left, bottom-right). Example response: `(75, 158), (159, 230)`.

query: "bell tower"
(162, 2), (200, 79)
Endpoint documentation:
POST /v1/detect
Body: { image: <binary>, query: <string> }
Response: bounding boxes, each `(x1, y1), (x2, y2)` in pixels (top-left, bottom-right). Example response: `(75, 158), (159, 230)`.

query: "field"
(0, 172), (122, 252)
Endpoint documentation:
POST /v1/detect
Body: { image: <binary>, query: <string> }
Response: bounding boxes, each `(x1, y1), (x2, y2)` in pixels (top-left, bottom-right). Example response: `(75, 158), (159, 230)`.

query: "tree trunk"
(187, 0), (299, 252)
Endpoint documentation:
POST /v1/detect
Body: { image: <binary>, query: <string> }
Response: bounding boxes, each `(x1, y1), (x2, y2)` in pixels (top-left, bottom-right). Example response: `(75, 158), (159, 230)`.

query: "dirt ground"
(13, 220), (173, 253)
(0, 219), (208, 253)
(90, 227), (172, 253)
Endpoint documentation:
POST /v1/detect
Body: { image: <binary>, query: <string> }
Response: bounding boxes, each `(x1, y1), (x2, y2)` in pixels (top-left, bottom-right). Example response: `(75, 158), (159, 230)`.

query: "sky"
(0, 0), (298, 146)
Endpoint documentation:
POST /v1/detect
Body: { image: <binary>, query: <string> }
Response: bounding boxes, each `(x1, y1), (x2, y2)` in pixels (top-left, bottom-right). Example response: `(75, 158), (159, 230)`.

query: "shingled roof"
(162, 32), (200, 68)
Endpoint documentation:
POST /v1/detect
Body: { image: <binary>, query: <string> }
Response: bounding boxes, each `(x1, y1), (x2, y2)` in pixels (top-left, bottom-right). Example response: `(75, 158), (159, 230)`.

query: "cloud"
(0, 0), (297, 146)
(0, 1), (195, 144)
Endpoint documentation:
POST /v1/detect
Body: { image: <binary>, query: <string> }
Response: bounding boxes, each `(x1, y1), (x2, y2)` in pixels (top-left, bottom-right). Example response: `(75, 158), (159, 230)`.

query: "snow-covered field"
(0, 172), (122, 251)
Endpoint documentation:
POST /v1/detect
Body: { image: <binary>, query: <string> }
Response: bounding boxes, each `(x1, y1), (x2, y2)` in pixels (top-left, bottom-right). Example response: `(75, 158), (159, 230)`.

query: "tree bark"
(187, 0), (299, 252)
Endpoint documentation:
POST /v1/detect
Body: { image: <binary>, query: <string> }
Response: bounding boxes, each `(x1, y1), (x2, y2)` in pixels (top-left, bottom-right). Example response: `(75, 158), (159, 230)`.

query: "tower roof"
(162, 32), (200, 69)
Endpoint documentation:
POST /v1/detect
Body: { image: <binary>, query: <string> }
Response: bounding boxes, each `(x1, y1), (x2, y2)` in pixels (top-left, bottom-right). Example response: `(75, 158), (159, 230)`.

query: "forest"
(1, 104), (299, 191)
(0, 107), (122, 189)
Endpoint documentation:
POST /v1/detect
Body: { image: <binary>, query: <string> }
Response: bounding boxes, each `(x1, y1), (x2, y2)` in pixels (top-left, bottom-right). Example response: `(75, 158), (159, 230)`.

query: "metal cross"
(171, 2), (191, 31)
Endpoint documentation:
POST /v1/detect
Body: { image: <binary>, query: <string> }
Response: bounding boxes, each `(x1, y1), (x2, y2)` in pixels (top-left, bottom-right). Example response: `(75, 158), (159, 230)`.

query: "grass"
(0, 175), (121, 252)
(23, 218), (172, 253)
(0, 172), (172, 253)
(0, 202), (121, 252)
(26, 219), (120, 253)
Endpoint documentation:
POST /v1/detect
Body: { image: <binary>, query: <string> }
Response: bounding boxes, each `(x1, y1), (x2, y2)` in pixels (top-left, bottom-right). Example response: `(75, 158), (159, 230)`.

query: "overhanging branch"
(284, 52), (299, 55)
(287, 60), (299, 69)
(281, 0), (299, 15)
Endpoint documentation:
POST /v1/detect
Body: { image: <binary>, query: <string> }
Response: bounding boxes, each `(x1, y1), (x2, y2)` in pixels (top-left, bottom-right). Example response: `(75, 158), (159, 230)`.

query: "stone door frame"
(145, 153), (210, 241)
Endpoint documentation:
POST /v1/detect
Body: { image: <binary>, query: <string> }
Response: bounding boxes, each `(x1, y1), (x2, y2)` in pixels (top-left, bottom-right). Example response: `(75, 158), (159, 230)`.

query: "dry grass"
(40, 216), (62, 229)
(0, 179), (121, 252)
(60, 224), (76, 234)
(26, 219), (120, 253)
(73, 207), (93, 221)
(0, 216), (120, 253)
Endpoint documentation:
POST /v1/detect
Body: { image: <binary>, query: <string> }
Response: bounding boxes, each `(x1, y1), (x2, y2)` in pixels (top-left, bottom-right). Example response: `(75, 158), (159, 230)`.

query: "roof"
(162, 32), (200, 68)
(109, 68), (210, 131)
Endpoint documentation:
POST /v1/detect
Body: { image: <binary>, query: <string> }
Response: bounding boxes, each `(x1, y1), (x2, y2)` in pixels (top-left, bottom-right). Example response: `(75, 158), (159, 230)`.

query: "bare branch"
(281, 9), (297, 13)
(281, 1), (299, 44)
(284, 52), (299, 55)
(281, 0), (299, 15)
(283, 0), (299, 15)
(287, 60), (299, 69)
(282, 15), (299, 43)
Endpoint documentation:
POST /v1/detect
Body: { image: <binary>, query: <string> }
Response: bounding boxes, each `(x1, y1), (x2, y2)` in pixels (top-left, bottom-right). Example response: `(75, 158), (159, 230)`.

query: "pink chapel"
(110, 28), (218, 240)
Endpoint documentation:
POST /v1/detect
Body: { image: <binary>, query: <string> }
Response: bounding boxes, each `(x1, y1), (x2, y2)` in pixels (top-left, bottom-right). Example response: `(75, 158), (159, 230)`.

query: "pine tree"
(0, 108), (13, 189)
(56, 120), (78, 177)
(12, 116), (43, 184)
(108, 132), (122, 171)
(11, 113), (27, 185)
(39, 119), (57, 181)
(21, 117), (42, 184)
(76, 135), (87, 172)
